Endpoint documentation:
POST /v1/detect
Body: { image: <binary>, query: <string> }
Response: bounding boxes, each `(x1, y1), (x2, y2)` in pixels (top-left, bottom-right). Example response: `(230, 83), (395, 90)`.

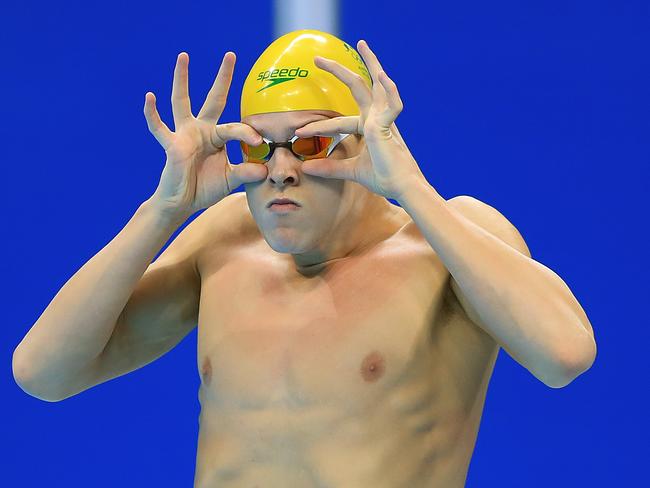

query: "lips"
(267, 198), (300, 207)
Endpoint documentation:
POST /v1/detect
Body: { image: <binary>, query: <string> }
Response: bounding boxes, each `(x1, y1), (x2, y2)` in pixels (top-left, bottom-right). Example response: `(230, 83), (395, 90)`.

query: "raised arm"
(13, 200), (193, 401)
(12, 50), (265, 401)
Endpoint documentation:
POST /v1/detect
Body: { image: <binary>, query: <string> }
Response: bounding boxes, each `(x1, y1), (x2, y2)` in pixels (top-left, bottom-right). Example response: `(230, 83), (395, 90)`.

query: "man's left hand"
(294, 40), (427, 201)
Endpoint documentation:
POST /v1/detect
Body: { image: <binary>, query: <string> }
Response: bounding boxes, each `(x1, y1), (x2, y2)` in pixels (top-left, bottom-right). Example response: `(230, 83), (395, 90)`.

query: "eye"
(241, 139), (272, 162)
(293, 136), (335, 158)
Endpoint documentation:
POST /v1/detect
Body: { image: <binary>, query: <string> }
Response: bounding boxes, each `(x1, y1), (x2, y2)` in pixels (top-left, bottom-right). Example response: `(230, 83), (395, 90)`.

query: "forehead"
(241, 110), (340, 139)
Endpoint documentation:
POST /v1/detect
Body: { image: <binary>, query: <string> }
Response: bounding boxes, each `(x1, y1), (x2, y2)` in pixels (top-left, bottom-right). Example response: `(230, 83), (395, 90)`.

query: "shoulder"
(445, 195), (532, 258)
(440, 195), (532, 344)
(192, 192), (261, 268)
(194, 191), (258, 240)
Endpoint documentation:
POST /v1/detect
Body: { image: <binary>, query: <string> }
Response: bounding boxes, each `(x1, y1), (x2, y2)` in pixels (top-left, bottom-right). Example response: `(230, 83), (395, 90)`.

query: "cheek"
(244, 183), (265, 203)
(305, 184), (349, 225)
(305, 192), (341, 220)
(243, 187), (266, 223)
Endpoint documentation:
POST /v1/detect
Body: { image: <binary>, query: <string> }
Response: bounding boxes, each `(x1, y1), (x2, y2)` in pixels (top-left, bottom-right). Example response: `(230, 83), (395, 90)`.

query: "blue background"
(3, 1), (647, 486)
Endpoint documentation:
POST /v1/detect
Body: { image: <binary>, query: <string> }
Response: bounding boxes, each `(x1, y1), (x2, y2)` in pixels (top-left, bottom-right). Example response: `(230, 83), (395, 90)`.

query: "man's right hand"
(144, 51), (267, 221)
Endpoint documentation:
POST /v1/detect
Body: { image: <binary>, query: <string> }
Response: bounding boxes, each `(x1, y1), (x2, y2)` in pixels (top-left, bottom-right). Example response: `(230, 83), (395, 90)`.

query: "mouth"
(267, 197), (301, 208)
(267, 197), (301, 213)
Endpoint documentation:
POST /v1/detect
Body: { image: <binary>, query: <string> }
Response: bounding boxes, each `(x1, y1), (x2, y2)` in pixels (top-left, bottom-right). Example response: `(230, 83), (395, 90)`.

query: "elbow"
(12, 346), (35, 393)
(540, 333), (597, 389)
(12, 347), (66, 402)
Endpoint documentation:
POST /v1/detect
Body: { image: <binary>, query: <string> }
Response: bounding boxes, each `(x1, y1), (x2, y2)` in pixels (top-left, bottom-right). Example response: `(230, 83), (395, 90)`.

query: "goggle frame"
(240, 133), (351, 164)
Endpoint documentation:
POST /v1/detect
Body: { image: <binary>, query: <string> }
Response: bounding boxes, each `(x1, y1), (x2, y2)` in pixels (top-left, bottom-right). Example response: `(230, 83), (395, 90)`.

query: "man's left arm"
(295, 40), (596, 388)
(397, 179), (597, 388)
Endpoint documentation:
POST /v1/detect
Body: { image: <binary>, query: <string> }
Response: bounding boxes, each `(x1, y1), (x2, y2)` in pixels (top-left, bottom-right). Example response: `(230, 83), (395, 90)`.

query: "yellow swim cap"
(240, 29), (372, 119)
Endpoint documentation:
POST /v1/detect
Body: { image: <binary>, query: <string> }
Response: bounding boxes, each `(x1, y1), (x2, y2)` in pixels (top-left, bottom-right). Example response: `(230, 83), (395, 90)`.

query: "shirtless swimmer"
(13, 29), (597, 487)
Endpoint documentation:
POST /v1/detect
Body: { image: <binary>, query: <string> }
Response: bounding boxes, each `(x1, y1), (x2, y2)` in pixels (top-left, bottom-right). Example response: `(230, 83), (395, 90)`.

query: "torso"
(192, 193), (499, 487)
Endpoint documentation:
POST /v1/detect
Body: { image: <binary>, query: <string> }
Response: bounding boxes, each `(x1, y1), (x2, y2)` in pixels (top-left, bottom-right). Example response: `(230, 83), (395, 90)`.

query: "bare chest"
(192, 229), (500, 486)
(196, 236), (451, 413)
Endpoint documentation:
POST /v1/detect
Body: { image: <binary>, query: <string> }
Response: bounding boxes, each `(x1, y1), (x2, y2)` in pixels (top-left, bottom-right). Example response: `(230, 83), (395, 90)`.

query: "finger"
(375, 122), (407, 148)
(376, 71), (404, 127)
(294, 116), (360, 137)
(313, 56), (373, 110)
(301, 157), (357, 181)
(143, 92), (173, 150)
(171, 52), (193, 128)
(227, 161), (269, 189)
(197, 51), (236, 122)
(211, 122), (263, 149)
(356, 39), (385, 85)
(391, 121), (406, 144)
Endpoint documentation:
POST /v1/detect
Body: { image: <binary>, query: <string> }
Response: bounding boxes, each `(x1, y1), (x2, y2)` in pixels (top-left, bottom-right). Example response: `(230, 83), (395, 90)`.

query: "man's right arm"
(11, 197), (204, 402)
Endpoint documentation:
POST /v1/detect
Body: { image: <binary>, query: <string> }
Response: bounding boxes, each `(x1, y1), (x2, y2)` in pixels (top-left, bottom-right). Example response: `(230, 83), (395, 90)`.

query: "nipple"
(201, 357), (212, 386)
(360, 351), (386, 382)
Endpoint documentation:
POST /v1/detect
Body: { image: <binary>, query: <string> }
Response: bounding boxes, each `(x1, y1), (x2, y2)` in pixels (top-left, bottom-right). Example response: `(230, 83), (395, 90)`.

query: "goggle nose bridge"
(262, 135), (302, 160)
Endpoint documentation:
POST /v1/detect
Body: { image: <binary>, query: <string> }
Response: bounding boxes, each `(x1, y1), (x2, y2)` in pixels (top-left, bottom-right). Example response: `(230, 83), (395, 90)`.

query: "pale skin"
(13, 40), (596, 487)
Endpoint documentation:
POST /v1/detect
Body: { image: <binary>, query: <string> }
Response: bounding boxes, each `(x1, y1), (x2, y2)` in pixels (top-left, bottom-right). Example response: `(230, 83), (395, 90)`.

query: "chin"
(268, 242), (301, 254)
(264, 228), (311, 254)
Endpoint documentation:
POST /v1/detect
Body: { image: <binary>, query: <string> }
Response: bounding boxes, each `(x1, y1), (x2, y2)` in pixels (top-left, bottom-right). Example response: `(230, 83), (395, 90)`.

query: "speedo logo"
(256, 67), (309, 92)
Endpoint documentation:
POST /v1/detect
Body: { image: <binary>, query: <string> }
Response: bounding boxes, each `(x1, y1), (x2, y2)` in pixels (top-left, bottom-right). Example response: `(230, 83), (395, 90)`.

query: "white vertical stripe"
(273, 0), (339, 39)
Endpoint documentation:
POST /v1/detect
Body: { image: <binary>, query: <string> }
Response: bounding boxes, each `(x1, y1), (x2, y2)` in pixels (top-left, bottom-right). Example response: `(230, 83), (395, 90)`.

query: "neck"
(291, 191), (402, 275)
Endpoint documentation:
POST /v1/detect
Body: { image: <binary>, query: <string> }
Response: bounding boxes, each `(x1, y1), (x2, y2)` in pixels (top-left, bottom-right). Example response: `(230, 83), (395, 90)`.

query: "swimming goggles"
(240, 133), (351, 164)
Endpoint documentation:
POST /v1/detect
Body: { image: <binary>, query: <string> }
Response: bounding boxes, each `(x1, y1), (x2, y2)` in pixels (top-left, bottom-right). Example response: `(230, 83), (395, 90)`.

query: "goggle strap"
(326, 133), (351, 157)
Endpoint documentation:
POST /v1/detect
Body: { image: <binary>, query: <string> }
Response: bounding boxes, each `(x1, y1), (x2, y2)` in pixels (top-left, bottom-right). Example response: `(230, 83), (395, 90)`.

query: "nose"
(267, 147), (301, 186)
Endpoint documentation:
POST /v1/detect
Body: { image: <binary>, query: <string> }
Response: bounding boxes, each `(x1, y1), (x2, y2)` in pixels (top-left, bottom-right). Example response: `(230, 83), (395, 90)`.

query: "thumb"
(227, 162), (268, 189)
(302, 157), (355, 180)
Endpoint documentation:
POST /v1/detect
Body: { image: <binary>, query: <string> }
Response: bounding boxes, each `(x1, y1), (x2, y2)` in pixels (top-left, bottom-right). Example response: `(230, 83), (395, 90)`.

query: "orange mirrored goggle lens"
(240, 136), (335, 164)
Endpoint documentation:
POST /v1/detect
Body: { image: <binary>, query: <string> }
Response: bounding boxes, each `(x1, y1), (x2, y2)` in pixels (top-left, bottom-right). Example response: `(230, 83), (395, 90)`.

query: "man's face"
(241, 110), (364, 255)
